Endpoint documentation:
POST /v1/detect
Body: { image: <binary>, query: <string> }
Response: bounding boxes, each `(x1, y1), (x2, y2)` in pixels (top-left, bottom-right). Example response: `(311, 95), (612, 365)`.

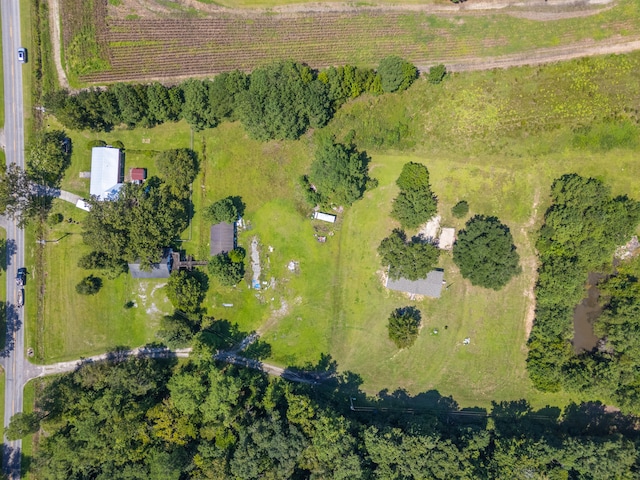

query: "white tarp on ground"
(90, 147), (122, 199)
(439, 228), (456, 250)
(76, 199), (91, 211)
(313, 211), (336, 223)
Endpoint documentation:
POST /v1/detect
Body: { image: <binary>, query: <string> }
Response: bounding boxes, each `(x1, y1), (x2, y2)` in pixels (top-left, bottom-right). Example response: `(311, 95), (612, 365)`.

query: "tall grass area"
(40, 52), (640, 408)
(59, 0), (110, 85)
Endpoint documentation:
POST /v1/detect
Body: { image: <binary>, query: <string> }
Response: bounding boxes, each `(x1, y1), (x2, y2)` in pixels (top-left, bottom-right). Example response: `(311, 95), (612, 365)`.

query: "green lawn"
(37, 52), (640, 410)
(30, 200), (171, 363)
(20, 379), (37, 479)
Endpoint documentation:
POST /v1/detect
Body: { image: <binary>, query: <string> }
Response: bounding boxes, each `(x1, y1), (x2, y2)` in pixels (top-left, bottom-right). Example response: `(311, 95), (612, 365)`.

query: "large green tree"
(237, 60), (331, 140)
(26, 130), (71, 187)
(155, 148), (199, 195)
(82, 178), (190, 271)
(204, 197), (239, 224)
(378, 229), (440, 280)
(377, 56), (418, 93)
(391, 162), (437, 229)
(387, 306), (421, 349)
(309, 138), (371, 206)
(453, 215), (521, 290)
(209, 249), (245, 286)
(165, 270), (207, 314)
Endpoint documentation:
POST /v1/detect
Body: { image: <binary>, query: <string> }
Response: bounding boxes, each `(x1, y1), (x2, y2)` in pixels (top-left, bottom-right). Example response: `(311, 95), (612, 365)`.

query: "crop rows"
(80, 5), (640, 83)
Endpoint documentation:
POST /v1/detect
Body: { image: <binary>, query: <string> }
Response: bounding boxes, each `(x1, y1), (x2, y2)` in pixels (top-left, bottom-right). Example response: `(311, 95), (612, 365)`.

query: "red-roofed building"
(130, 168), (147, 182)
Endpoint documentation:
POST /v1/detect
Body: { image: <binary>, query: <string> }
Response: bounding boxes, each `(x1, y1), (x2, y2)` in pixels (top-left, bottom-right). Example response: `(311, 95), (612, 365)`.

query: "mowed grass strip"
(81, 0), (640, 82)
(34, 200), (171, 363)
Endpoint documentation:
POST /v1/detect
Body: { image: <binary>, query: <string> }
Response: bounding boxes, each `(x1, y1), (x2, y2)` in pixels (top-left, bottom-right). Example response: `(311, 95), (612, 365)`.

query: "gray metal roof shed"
(210, 222), (236, 256)
(128, 249), (173, 279)
(386, 270), (445, 298)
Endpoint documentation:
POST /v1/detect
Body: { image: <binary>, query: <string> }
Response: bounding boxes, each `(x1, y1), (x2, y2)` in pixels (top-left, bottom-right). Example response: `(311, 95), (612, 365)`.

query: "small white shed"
(313, 212), (336, 223)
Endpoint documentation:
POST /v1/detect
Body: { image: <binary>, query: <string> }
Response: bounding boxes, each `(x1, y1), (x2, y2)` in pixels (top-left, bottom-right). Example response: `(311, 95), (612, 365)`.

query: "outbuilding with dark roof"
(210, 222), (236, 256)
(386, 269), (445, 298)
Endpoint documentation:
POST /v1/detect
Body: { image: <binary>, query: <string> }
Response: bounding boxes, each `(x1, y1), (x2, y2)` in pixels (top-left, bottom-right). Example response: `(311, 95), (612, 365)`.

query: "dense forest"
(527, 174), (640, 413)
(43, 58), (419, 141)
(20, 350), (640, 479)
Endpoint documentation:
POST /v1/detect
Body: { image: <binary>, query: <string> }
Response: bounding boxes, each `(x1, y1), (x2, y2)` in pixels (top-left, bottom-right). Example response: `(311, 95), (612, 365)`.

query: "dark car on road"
(17, 47), (27, 63)
(16, 267), (27, 286)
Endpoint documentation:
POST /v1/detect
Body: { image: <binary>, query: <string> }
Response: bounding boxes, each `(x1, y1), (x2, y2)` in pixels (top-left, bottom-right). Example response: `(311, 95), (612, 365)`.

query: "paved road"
(0, 1), (26, 478)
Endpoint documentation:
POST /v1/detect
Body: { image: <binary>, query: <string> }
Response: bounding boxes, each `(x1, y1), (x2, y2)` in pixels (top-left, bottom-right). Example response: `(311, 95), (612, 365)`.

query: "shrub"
(452, 201), (469, 218)
(111, 140), (125, 150)
(47, 212), (64, 226)
(388, 306), (421, 348)
(427, 64), (447, 84)
(75, 275), (102, 295)
(377, 56), (418, 93)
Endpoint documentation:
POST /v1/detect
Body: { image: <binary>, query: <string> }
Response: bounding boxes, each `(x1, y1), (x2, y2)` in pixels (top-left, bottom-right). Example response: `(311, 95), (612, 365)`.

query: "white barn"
(90, 147), (123, 200)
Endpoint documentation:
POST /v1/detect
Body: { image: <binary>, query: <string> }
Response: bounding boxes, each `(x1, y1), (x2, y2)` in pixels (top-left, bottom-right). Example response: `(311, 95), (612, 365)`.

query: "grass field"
(65, 0), (640, 83)
(37, 52), (640, 409)
(20, 379), (37, 479)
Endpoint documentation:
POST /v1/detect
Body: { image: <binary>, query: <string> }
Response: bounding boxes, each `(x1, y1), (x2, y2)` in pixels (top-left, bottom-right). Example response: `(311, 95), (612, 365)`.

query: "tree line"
(43, 57), (419, 141)
(14, 350), (640, 479)
(0, 130), (71, 226)
(527, 174), (640, 413)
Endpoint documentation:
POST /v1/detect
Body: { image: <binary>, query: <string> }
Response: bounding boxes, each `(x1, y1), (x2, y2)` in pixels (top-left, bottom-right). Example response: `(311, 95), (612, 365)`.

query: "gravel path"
(48, 0), (70, 90)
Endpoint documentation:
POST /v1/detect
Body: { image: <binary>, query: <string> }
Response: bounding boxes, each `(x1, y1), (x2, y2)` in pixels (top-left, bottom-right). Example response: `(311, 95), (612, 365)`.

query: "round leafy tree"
(453, 215), (521, 290)
(155, 148), (199, 194)
(309, 138), (370, 206)
(391, 162), (437, 229)
(75, 275), (102, 295)
(377, 56), (418, 93)
(378, 229), (440, 280)
(205, 197), (239, 224)
(166, 270), (208, 314)
(388, 306), (421, 348)
(451, 200), (469, 219)
(209, 249), (245, 286)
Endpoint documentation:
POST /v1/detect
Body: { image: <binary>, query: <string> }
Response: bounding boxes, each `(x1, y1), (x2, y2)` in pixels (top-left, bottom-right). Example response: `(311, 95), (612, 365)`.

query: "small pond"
(572, 272), (604, 353)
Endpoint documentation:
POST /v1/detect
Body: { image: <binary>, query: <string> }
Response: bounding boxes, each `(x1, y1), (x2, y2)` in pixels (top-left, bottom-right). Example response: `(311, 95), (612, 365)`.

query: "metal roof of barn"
(210, 222), (236, 256)
(386, 270), (445, 298)
(90, 147), (122, 200)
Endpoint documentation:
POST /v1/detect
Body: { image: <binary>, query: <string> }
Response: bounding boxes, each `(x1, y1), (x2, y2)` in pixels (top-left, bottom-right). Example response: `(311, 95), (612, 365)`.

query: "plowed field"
(75, 0), (640, 83)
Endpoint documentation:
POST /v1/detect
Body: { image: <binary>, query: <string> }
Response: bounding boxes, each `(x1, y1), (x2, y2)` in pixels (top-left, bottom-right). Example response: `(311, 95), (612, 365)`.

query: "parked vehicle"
(17, 47), (27, 63)
(17, 289), (24, 307)
(16, 267), (27, 286)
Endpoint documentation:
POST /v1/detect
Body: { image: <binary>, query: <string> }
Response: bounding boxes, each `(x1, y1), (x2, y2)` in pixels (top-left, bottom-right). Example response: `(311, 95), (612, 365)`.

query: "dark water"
(572, 272), (604, 353)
